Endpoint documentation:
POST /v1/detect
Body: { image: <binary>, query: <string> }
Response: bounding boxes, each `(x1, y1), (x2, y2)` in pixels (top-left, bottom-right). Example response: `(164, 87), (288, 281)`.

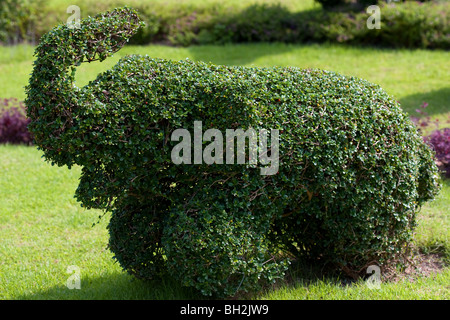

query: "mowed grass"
(1, 43), (449, 128)
(45, 0), (318, 13)
(0, 145), (449, 299)
(0, 145), (203, 299)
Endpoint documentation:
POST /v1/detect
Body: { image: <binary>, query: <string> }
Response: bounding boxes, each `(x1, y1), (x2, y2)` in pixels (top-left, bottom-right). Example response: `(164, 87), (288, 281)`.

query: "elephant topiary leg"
(161, 190), (289, 297)
(107, 201), (168, 280)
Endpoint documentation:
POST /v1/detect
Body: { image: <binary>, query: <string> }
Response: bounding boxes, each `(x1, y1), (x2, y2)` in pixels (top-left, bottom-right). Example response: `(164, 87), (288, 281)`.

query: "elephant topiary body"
(25, 7), (441, 296)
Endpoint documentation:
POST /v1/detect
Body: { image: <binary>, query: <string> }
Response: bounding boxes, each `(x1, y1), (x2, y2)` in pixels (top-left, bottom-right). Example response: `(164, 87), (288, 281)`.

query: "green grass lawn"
(0, 145), (448, 299)
(0, 145), (202, 299)
(46, 0), (318, 13)
(1, 43), (449, 129)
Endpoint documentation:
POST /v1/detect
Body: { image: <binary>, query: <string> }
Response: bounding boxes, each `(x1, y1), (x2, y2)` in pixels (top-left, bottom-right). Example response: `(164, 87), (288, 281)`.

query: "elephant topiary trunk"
(25, 7), (441, 297)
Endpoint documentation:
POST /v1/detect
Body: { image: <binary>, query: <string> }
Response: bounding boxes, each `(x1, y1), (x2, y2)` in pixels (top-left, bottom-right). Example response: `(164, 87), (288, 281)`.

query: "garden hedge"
(25, 7), (441, 297)
(2, 0), (449, 49)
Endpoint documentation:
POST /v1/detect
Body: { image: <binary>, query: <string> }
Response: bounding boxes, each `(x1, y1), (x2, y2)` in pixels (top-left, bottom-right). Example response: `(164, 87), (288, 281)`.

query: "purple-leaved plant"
(0, 98), (33, 145)
(410, 102), (450, 178)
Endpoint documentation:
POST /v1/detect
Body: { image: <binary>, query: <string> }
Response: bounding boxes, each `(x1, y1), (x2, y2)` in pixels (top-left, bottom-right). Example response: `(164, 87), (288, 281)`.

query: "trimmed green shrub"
(2, 0), (448, 49)
(375, 1), (450, 49)
(25, 7), (441, 297)
(0, 0), (44, 43)
(199, 1), (450, 49)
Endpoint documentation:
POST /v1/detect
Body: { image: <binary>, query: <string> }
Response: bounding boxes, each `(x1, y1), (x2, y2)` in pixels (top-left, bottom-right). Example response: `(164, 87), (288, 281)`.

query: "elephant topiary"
(25, 7), (441, 297)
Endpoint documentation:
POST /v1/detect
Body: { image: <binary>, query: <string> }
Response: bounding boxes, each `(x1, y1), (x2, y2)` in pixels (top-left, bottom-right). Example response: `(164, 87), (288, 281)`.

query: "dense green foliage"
(2, 0), (449, 49)
(190, 1), (449, 49)
(25, 7), (441, 297)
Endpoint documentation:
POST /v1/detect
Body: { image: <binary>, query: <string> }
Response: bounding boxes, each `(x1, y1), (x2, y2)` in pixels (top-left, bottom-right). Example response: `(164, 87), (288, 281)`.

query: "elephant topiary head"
(25, 7), (441, 297)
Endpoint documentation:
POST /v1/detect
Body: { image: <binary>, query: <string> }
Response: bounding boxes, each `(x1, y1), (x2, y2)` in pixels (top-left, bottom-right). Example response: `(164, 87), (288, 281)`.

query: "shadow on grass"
(15, 260), (348, 300)
(247, 258), (357, 300)
(17, 272), (205, 300)
(399, 87), (450, 116)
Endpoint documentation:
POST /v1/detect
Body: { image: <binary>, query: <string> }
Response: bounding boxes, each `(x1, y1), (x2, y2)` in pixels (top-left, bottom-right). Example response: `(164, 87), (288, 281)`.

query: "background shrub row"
(1, 0), (448, 49)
